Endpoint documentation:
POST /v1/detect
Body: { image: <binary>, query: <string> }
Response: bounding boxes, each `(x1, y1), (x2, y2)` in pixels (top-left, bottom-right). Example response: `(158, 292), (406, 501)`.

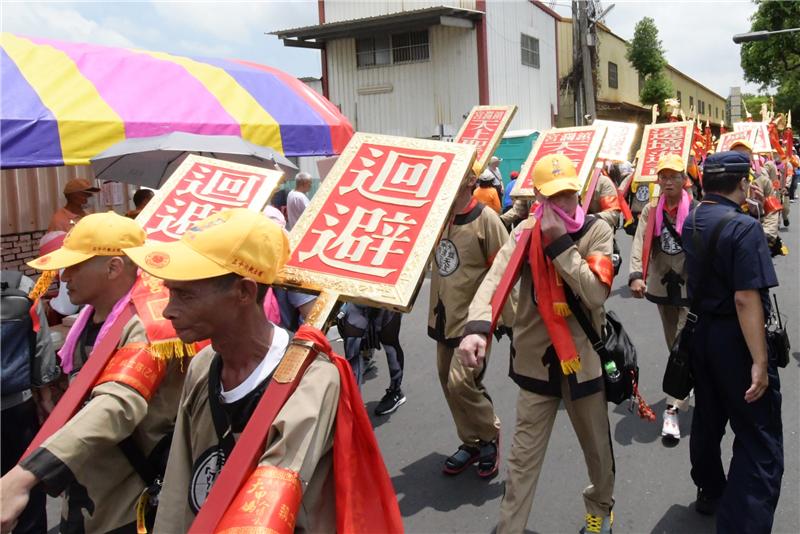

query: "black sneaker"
(374, 388), (406, 416)
(477, 437), (500, 478)
(695, 488), (719, 515)
(443, 444), (480, 475)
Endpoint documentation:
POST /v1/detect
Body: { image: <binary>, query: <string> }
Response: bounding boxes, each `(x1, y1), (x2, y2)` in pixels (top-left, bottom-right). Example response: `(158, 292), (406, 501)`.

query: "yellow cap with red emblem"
(533, 154), (581, 197)
(27, 212), (145, 271)
(123, 208), (289, 284)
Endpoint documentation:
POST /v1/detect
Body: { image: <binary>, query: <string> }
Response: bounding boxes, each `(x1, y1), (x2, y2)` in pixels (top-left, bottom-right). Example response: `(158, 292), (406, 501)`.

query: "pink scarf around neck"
(58, 284), (135, 374)
(533, 199), (586, 234)
(654, 189), (691, 237)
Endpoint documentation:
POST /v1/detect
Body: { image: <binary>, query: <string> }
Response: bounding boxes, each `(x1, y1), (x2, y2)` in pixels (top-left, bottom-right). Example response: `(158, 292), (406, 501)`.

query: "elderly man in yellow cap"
(628, 153), (698, 441)
(459, 154), (616, 534)
(0, 212), (200, 534)
(124, 208), (400, 533)
(48, 178), (100, 232)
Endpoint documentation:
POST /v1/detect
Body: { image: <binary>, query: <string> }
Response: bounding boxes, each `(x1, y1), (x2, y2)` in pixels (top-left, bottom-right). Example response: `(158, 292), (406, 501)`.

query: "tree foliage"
(626, 17), (667, 76)
(740, 0), (800, 128)
(640, 73), (673, 107)
(626, 17), (671, 107)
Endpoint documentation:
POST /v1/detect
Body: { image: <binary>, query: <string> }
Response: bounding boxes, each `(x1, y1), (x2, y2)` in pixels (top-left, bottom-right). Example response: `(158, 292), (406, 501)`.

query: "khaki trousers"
(497, 378), (615, 534)
(657, 304), (689, 410)
(436, 342), (500, 445)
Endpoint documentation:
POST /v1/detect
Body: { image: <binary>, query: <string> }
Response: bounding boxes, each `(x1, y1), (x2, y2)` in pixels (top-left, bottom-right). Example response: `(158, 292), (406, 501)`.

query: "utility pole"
(578, 1), (597, 124)
(571, 1), (581, 125)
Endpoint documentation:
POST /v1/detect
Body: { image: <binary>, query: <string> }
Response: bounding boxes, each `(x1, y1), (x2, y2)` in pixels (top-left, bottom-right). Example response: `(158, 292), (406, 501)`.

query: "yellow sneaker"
(580, 511), (613, 534)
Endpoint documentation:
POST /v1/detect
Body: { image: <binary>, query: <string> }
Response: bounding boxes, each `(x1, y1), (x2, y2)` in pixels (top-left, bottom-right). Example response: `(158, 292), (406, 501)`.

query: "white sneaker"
(662, 408), (680, 440)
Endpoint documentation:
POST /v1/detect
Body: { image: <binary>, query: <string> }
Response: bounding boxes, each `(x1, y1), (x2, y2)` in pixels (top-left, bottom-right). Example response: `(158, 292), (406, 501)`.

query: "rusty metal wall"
(1, 165), (136, 235)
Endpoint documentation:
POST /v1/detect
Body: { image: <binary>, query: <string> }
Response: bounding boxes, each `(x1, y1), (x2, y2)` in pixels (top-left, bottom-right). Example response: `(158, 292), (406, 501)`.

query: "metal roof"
(272, 6), (484, 48)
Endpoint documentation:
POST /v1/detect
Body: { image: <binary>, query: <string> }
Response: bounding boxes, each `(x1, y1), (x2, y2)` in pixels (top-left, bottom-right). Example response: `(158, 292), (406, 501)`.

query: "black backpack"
(1, 271), (36, 394)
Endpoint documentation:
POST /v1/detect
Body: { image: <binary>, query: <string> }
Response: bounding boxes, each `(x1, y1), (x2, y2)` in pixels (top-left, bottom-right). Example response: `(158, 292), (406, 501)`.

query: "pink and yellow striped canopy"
(0, 33), (353, 169)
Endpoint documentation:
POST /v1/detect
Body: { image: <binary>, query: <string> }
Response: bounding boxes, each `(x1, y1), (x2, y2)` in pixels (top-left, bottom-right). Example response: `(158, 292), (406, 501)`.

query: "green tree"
(626, 17), (673, 107)
(640, 73), (673, 107)
(626, 17), (666, 75)
(740, 0), (800, 128)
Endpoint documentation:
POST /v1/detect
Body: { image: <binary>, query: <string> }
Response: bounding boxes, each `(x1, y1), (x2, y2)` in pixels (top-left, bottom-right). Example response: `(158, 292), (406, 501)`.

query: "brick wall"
(1, 230), (45, 277)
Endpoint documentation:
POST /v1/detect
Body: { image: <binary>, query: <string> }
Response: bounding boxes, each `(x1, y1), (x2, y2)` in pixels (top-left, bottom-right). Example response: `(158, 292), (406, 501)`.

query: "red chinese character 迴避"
(138, 158), (281, 243)
(290, 143), (455, 285)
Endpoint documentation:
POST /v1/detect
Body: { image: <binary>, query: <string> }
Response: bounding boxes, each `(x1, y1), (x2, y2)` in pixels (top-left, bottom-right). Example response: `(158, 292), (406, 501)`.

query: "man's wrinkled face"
(61, 256), (115, 306)
(163, 278), (238, 343)
(657, 169), (684, 197)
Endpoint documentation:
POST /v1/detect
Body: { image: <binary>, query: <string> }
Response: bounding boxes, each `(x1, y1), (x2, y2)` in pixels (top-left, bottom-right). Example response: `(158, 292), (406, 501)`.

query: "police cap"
(704, 151), (750, 176)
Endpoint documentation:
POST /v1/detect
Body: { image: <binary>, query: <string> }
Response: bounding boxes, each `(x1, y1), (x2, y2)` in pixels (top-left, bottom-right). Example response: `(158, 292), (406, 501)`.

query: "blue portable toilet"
(494, 129), (539, 188)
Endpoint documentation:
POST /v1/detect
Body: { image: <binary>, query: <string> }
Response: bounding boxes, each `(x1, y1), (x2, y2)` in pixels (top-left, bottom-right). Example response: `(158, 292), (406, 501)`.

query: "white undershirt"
(219, 324), (289, 404)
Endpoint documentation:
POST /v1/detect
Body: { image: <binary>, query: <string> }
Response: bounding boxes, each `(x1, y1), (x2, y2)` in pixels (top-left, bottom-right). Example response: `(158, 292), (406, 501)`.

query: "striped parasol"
(0, 33), (353, 169)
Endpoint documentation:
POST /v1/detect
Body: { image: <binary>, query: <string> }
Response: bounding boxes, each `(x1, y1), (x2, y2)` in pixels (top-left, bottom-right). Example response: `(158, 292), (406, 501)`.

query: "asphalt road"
(46, 204), (798, 533)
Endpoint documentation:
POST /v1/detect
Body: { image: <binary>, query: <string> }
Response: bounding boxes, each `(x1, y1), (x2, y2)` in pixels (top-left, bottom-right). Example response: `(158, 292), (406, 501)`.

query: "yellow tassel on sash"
(553, 302), (572, 317)
(27, 270), (56, 301)
(147, 339), (200, 360)
(560, 356), (582, 375)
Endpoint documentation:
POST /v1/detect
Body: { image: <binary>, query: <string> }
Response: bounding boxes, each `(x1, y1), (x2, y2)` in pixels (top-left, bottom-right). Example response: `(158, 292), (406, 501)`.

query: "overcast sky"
(1, 0), (762, 97)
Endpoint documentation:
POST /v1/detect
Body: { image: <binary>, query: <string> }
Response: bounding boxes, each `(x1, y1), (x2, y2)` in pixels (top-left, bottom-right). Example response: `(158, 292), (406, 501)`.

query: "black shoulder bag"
(662, 208), (737, 399)
(767, 294), (790, 368)
(564, 289), (639, 405)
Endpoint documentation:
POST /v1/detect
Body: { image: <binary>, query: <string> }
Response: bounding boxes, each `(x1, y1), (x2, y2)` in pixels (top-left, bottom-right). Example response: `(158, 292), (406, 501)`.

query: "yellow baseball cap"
(533, 154), (581, 197)
(656, 153), (686, 174)
(124, 208), (289, 285)
(28, 212), (145, 271)
(730, 138), (753, 152)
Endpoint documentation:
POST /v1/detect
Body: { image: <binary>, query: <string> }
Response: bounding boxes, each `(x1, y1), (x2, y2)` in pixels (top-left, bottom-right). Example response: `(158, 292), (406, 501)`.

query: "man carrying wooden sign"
(128, 133), (474, 533)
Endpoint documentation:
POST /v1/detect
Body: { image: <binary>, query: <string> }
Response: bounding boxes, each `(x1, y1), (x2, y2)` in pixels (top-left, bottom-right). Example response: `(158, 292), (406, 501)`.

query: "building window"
(391, 30), (430, 64)
(521, 33), (540, 69)
(356, 30), (429, 68)
(715, 107), (719, 118)
(677, 90), (682, 104)
(638, 74), (644, 94)
(689, 96), (694, 110)
(608, 62), (618, 89)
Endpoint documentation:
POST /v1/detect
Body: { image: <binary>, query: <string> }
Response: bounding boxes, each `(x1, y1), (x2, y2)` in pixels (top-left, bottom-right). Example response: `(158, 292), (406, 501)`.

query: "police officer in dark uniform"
(682, 151), (783, 533)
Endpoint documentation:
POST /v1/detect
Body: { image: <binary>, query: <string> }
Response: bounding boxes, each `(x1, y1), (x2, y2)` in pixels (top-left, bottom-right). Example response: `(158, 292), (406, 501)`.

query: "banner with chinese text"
(717, 129), (759, 153)
(136, 155), (284, 241)
(278, 133), (476, 311)
(454, 105), (517, 173)
(510, 125), (607, 198)
(733, 122), (772, 154)
(593, 120), (639, 162)
(633, 121), (693, 183)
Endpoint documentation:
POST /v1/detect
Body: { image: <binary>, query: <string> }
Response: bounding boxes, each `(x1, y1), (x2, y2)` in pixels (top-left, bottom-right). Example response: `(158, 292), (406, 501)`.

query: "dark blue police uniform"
(683, 180), (783, 532)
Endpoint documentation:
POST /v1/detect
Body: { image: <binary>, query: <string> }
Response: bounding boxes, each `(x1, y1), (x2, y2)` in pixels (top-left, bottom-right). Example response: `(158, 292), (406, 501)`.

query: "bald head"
(295, 172), (312, 192)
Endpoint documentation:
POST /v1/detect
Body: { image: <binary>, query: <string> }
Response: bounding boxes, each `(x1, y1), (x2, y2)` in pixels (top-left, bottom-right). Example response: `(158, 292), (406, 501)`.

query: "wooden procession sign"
(24, 155), (284, 458)
(135, 154), (285, 241)
(454, 105), (517, 174)
(633, 121), (693, 183)
(278, 132), (476, 312)
(189, 132), (476, 533)
(733, 122), (772, 154)
(717, 129), (759, 153)
(583, 120), (640, 209)
(593, 120), (640, 162)
(510, 124), (607, 198)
